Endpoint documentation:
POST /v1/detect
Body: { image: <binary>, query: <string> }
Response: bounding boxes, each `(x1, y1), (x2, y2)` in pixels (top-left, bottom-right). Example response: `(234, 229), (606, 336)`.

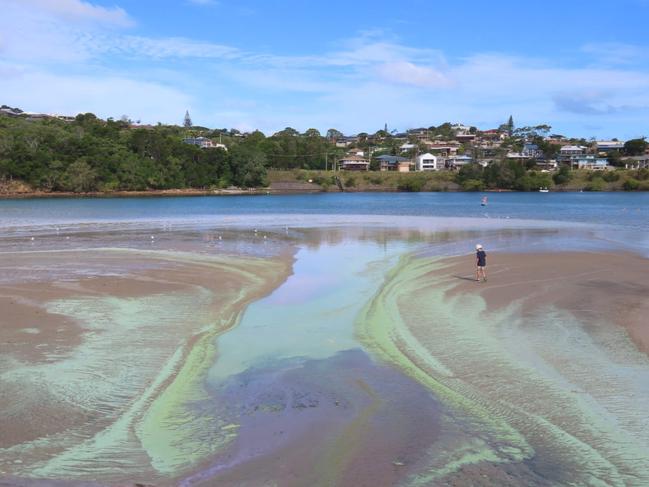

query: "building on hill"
(338, 155), (370, 171)
(375, 154), (411, 172)
(574, 156), (611, 170)
(596, 141), (625, 152)
(623, 155), (649, 169)
(446, 155), (474, 169)
(416, 153), (444, 171)
(183, 137), (227, 150)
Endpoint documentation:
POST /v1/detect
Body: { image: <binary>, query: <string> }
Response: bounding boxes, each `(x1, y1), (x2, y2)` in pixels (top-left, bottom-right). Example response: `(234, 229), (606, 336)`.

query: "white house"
(400, 143), (417, 153)
(575, 156), (611, 170)
(417, 153), (444, 171)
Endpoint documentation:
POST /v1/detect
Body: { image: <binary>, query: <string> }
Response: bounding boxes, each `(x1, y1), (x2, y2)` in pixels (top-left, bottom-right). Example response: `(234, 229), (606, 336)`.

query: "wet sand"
(357, 250), (649, 486)
(0, 249), (291, 481)
(446, 251), (649, 355)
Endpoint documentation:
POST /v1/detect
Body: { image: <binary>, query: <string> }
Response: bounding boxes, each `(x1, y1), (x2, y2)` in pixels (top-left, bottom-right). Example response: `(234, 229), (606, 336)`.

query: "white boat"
(539, 187), (549, 193)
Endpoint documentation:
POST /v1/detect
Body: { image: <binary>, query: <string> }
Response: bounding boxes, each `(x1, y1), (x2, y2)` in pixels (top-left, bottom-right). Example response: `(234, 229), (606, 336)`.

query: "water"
(1, 192), (647, 230)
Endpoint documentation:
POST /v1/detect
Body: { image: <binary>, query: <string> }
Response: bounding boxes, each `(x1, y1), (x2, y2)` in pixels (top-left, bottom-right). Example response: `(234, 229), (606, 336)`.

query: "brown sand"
(444, 251), (649, 355)
(0, 249), (292, 458)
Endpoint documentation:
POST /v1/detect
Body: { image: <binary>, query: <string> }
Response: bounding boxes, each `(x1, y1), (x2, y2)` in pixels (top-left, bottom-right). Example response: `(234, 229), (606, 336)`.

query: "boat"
(539, 187), (549, 193)
(481, 196), (488, 206)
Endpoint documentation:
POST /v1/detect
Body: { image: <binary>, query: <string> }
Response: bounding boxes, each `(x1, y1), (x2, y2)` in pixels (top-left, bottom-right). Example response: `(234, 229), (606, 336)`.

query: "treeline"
(0, 115), (342, 192)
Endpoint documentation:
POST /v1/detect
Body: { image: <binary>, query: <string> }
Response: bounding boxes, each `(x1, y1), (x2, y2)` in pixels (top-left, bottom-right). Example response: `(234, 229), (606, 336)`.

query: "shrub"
(602, 171), (620, 182)
(461, 178), (485, 191)
(584, 177), (606, 191)
(344, 176), (356, 187)
(397, 175), (426, 192)
(623, 178), (640, 191)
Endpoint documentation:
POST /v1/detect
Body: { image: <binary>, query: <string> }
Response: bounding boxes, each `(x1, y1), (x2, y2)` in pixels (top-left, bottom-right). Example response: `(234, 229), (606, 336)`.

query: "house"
(400, 143), (417, 153)
(338, 155), (370, 171)
(375, 155), (410, 172)
(506, 152), (531, 161)
(574, 156), (611, 170)
(417, 153), (444, 171)
(424, 143), (459, 157)
(558, 145), (587, 163)
(522, 143), (543, 158)
(535, 160), (558, 171)
(182, 137), (227, 150)
(446, 155), (474, 168)
(623, 155), (649, 169)
(456, 132), (476, 143)
(596, 141), (624, 152)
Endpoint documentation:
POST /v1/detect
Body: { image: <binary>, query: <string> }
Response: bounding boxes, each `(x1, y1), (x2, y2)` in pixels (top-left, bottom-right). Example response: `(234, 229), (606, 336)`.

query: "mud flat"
(357, 251), (649, 486)
(0, 249), (291, 482)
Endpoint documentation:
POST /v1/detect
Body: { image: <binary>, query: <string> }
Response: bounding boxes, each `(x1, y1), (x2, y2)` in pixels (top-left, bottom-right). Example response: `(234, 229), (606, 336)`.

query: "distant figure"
(475, 244), (487, 282)
(481, 196), (488, 206)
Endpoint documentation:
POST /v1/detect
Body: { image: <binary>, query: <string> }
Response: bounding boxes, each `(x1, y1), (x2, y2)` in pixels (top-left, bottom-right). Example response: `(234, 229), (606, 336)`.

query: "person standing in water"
(475, 244), (487, 282)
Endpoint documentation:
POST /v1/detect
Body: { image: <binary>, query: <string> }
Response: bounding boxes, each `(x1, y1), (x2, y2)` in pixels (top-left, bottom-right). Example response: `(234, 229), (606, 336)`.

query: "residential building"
(574, 156), (611, 170)
(417, 153), (444, 171)
(446, 155), (474, 168)
(596, 141), (625, 152)
(338, 155), (370, 171)
(400, 143), (417, 153)
(424, 142), (459, 157)
(522, 143), (543, 158)
(375, 154), (410, 172)
(182, 137), (227, 150)
(623, 155), (649, 169)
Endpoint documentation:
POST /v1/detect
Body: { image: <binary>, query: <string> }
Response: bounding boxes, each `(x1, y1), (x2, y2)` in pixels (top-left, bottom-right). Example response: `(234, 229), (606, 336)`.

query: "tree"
(304, 128), (321, 138)
(326, 128), (343, 141)
(624, 138), (647, 156)
(506, 115), (514, 137)
(183, 110), (192, 128)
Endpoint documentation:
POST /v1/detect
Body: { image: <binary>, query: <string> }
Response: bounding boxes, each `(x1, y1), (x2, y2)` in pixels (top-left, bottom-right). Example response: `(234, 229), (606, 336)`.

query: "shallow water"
(1, 196), (648, 485)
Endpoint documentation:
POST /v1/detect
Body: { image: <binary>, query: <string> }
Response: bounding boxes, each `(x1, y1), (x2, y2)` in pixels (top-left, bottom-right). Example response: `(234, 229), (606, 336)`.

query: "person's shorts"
(477, 265), (486, 268)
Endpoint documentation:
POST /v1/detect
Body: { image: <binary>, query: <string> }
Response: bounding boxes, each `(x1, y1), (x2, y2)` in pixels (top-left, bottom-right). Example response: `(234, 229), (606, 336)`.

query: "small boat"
(481, 196), (488, 206)
(539, 187), (549, 193)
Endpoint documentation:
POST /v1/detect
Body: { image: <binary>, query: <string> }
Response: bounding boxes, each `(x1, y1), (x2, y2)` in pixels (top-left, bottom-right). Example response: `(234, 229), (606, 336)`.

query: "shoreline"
(1, 187), (645, 200)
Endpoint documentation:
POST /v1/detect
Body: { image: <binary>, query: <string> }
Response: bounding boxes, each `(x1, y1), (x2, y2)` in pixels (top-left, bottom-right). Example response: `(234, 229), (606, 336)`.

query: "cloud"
(6, 0), (134, 27)
(0, 66), (192, 122)
(376, 61), (454, 88)
(581, 42), (648, 66)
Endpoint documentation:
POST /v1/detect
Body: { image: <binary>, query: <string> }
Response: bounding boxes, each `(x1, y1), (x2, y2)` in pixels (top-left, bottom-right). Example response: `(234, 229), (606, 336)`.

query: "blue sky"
(1, 0), (648, 139)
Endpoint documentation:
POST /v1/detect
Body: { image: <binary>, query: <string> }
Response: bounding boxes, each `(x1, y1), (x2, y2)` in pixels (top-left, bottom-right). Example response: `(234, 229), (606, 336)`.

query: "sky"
(1, 0), (648, 139)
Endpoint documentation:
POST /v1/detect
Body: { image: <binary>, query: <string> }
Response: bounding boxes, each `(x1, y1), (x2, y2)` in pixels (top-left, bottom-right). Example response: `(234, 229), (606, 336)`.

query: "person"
(475, 244), (487, 282)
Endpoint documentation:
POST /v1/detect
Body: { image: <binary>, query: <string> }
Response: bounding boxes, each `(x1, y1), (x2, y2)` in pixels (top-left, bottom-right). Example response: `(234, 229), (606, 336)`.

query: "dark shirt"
(476, 250), (486, 267)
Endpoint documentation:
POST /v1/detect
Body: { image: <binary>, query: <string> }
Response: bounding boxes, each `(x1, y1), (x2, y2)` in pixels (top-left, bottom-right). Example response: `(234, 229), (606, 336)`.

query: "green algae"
(356, 254), (649, 486)
(1, 248), (290, 480)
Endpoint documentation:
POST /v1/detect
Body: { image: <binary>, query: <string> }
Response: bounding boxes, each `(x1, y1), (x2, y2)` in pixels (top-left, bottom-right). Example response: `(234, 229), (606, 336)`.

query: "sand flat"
(357, 250), (649, 486)
(0, 249), (291, 480)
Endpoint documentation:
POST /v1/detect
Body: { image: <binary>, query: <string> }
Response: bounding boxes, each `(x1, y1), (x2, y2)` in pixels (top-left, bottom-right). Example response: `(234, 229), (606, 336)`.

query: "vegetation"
(0, 115), (344, 192)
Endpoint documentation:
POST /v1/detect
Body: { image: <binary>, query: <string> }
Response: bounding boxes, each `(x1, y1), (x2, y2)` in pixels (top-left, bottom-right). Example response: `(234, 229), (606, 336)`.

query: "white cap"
(476, 244), (483, 250)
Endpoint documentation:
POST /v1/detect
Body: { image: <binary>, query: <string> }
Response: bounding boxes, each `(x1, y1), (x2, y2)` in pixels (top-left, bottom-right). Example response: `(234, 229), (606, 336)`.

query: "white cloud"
(376, 61), (454, 88)
(582, 42), (648, 66)
(5, 0), (134, 27)
(0, 65), (193, 123)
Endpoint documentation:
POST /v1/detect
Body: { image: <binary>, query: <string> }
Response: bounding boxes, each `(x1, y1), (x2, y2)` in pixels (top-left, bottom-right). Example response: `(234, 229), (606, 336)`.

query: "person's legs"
(476, 266), (481, 281)
(482, 266), (487, 281)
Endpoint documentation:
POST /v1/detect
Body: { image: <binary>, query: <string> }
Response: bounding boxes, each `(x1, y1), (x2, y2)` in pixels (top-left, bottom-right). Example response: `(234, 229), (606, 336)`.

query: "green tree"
(624, 138), (647, 156)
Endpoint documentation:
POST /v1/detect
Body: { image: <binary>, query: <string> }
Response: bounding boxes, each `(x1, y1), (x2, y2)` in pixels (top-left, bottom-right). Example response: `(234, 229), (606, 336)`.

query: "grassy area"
(267, 169), (459, 192)
(268, 168), (649, 192)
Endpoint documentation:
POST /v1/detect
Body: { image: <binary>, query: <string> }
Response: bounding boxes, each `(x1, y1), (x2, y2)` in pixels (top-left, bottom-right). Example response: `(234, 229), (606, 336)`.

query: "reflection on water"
(0, 216), (648, 486)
